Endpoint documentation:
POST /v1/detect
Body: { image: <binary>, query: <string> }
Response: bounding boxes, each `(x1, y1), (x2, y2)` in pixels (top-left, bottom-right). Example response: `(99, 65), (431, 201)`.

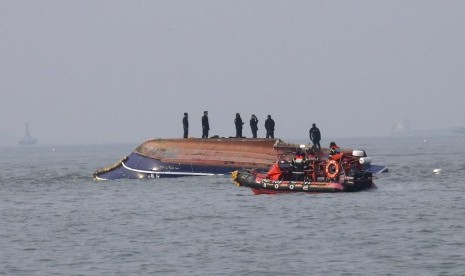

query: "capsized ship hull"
(94, 138), (388, 180)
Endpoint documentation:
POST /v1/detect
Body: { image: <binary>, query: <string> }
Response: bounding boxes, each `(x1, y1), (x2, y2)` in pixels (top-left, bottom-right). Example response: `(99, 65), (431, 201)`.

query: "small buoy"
(433, 169), (442, 174)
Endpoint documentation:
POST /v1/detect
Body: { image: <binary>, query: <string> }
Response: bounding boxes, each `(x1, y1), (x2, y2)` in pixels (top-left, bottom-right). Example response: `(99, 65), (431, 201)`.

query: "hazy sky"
(1, 1), (464, 145)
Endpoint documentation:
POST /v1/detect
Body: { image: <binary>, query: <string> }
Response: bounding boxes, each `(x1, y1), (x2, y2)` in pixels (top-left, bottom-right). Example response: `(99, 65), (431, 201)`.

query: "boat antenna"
(25, 123), (31, 137)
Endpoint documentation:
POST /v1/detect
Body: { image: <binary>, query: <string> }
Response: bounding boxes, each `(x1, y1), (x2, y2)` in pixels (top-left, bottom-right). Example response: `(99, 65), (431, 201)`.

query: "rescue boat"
(231, 149), (376, 194)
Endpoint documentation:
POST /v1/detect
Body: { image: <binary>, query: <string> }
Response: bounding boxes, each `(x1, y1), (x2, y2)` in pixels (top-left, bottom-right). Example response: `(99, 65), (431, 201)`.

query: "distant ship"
(392, 118), (411, 135)
(18, 123), (38, 145)
(451, 126), (465, 134)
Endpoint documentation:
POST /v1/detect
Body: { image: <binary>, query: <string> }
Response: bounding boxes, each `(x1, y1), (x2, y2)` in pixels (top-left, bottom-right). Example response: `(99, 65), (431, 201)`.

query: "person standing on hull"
(234, 113), (244, 138)
(250, 114), (258, 138)
(202, 111), (209, 138)
(265, 115), (275, 138)
(309, 123), (321, 150)
(182, 112), (189, 138)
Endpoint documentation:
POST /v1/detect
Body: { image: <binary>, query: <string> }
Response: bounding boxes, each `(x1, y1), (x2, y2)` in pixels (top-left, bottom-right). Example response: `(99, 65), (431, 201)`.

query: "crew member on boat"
(291, 149), (307, 181)
(329, 141), (340, 156)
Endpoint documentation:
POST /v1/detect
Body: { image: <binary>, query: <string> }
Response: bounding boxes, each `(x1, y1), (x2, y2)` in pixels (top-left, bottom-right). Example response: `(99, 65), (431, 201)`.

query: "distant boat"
(18, 123), (37, 145)
(451, 126), (465, 134)
(392, 118), (411, 134)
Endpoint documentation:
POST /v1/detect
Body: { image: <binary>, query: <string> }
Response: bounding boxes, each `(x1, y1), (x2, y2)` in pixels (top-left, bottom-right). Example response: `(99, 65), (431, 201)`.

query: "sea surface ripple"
(1, 136), (465, 275)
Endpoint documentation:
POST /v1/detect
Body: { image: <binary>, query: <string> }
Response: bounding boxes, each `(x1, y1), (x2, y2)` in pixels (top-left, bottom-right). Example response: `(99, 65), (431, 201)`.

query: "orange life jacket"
(266, 162), (282, 180)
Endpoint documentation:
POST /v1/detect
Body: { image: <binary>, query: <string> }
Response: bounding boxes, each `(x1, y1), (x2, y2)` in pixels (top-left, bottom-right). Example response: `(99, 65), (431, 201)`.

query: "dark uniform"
(309, 123), (321, 149)
(234, 113), (244, 138)
(250, 114), (258, 138)
(202, 111), (209, 138)
(291, 149), (307, 181)
(182, 113), (189, 138)
(265, 115), (275, 138)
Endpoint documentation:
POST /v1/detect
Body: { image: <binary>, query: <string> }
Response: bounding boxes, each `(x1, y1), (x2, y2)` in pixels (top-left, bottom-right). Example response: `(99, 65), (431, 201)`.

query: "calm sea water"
(1, 136), (465, 275)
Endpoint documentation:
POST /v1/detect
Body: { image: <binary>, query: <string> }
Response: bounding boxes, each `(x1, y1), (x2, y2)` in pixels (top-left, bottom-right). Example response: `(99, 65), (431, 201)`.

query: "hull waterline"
(94, 138), (388, 180)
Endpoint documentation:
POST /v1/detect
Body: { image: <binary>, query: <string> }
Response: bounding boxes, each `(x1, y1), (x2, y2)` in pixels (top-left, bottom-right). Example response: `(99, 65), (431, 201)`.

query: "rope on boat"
(231, 170), (242, 186)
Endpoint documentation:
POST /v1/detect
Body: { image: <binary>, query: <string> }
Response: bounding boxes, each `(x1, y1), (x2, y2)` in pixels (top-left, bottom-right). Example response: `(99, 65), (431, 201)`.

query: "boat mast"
(25, 123), (31, 138)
